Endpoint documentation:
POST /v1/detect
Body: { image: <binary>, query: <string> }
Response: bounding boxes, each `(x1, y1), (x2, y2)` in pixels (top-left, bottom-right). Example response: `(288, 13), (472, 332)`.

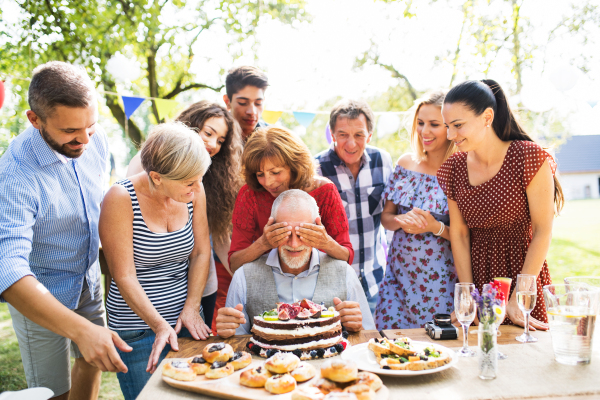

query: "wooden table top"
(138, 326), (600, 400)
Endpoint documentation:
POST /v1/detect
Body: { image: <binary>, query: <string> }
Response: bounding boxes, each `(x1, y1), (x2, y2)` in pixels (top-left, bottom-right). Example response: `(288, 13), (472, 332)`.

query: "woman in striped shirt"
(99, 122), (212, 400)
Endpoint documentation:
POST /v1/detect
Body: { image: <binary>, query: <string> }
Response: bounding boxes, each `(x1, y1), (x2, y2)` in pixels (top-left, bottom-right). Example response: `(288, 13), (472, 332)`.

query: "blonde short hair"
(409, 91), (457, 163)
(242, 126), (315, 191)
(141, 122), (211, 188)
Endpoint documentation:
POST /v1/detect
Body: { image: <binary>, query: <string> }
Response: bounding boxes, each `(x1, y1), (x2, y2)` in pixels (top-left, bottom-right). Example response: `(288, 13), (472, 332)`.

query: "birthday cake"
(246, 299), (349, 360)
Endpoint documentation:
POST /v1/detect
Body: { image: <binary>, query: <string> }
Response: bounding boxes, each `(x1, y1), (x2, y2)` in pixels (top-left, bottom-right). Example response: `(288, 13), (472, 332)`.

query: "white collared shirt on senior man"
(225, 248), (376, 335)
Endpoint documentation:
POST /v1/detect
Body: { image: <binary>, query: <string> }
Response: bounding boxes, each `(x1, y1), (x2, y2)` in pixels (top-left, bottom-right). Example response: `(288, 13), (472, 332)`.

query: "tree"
(0, 0), (308, 147)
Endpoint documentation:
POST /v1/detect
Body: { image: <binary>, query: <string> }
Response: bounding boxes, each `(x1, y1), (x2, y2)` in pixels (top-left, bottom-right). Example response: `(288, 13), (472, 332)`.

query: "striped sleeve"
(0, 173), (38, 300)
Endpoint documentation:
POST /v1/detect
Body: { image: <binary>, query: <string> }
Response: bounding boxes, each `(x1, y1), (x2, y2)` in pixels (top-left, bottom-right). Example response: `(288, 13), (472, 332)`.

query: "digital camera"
(424, 313), (459, 340)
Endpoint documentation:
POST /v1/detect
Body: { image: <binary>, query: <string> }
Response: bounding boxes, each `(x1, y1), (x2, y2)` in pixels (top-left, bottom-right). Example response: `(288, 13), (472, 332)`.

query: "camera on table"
(424, 313), (459, 340)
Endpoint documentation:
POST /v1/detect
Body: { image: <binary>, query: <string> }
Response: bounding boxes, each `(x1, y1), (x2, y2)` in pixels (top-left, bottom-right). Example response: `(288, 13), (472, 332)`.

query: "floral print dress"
(375, 165), (457, 329)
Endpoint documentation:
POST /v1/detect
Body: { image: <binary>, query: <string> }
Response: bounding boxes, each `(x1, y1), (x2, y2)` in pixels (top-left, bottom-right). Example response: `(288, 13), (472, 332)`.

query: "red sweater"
(228, 183), (354, 265)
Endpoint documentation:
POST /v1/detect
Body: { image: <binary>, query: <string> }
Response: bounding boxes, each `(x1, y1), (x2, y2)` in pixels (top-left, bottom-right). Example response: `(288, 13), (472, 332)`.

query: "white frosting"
(252, 320), (341, 337)
(250, 334), (343, 351)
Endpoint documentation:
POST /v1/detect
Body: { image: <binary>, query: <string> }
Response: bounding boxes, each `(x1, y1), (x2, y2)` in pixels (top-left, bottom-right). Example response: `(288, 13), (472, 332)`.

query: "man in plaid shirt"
(315, 99), (393, 314)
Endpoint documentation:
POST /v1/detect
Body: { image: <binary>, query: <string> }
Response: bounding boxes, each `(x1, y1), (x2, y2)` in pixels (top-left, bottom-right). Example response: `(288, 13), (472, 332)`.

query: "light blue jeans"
(115, 310), (203, 400)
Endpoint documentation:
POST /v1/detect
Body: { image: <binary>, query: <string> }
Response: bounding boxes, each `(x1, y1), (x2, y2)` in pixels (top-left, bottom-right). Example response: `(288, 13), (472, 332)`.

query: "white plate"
(341, 341), (458, 376)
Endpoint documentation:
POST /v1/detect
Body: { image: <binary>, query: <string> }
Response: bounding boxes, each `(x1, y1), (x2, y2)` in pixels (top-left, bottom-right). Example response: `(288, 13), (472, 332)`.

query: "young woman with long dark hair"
(438, 80), (563, 330)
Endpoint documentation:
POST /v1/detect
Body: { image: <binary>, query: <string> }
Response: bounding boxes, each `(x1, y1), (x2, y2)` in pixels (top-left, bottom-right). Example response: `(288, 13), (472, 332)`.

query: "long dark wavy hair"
(175, 101), (243, 242)
(444, 79), (564, 213)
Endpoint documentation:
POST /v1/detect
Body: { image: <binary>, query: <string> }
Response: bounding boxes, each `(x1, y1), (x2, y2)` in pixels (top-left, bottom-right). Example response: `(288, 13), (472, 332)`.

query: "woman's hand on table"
(333, 297), (363, 332)
(216, 304), (246, 338)
(147, 322), (179, 373)
(297, 217), (334, 250)
(260, 217), (292, 249)
(175, 306), (212, 341)
(506, 293), (549, 331)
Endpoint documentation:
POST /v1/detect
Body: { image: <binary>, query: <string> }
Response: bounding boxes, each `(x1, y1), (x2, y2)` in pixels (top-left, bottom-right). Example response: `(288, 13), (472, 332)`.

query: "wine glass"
(454, 283), (477, 357)
(515, 274), (538, 343)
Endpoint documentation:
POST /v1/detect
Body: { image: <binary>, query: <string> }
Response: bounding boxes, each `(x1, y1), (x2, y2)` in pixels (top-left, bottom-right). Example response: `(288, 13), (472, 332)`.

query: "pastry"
(239, 365), (272, 388)
(228, 351), (252, 370)
(249, 299), (348, 360)
(265, 373), (297, 394)
(385, 337), (416, 357)
(187, 356), (210, 375)
(205, 361), (234, 379)
(161, 360), (196, 381)
(290, 361), (316, 382)
(291, 385), (326, 400)
(355, 372), (382, 391)
(343, 384), (375, 400)
(320, 359), (358, 383)
(265, 352), (300, 374)
(367, 338), (393, 357)
(313, 377), (343, 394)
(202, 342), (234, 363)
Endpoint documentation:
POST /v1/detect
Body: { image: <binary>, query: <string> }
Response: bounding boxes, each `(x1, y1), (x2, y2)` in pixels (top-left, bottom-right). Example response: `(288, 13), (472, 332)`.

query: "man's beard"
(279, 245), (311, 270)
(39, 125), (86, 159)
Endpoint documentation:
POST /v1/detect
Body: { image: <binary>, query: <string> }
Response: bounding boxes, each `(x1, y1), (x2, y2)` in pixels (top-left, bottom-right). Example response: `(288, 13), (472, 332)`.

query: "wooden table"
(138, 326), (600, 400)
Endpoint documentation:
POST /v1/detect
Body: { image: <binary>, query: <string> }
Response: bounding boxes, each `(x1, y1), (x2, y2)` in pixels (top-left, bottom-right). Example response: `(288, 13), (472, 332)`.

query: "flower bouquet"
(472, 283), (504, 379)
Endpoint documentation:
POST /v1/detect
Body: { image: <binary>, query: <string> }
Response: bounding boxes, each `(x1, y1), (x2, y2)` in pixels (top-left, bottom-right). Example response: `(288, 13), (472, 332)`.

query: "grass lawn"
(0, 199), (599, 396)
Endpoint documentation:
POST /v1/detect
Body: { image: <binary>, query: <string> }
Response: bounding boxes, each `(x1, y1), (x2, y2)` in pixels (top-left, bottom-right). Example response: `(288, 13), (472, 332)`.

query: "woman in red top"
(228, 126), (354, 274)
(437, 79), (564, 330)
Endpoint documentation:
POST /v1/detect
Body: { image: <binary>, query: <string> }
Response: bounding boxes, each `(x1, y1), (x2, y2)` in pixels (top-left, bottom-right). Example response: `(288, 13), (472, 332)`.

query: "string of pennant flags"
(1, 81), (411, 143)
(107, 91), (408, 128)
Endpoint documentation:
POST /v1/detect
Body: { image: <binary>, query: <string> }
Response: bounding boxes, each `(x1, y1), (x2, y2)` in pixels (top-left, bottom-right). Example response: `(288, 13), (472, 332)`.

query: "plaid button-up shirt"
(315, 144), (393, 298)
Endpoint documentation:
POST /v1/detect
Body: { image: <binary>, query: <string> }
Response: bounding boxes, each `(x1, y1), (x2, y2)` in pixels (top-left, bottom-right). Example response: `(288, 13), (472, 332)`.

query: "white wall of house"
(558, 172), (600, 200)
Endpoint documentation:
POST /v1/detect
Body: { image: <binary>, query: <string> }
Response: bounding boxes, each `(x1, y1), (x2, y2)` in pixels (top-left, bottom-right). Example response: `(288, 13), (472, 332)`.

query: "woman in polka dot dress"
(437, 80), (564, 329)
(375, 92), (458, 329)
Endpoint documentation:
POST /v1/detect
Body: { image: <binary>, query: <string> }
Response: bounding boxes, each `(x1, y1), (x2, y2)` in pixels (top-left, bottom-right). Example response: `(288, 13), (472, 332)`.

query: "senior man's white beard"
(279, 245), (311, 270)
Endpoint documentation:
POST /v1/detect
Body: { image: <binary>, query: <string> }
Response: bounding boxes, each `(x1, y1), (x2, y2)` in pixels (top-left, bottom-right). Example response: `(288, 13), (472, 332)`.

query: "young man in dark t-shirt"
(223, 66), (269, 141)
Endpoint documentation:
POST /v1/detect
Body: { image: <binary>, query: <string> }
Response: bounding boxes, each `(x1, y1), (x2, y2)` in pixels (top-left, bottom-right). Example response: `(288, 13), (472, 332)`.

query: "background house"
(555, 135), (600, 200)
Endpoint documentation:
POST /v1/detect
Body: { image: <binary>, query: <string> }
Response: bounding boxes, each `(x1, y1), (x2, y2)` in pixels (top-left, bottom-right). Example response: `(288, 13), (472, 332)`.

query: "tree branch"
(164, 82), (225, 99)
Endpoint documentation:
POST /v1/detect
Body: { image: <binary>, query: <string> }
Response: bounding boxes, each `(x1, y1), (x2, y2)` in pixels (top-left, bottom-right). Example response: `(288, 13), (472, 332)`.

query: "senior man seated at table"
(216, 189), (375, 337)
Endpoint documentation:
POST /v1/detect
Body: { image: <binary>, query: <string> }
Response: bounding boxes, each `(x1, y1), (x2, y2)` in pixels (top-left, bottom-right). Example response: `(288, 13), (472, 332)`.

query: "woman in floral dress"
(438, 80), (564, 328)
(375, 92), (458, 329)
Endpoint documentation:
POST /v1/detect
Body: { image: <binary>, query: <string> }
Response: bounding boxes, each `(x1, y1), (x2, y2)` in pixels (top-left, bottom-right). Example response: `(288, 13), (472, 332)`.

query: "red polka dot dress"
(437, 141), (556, 323)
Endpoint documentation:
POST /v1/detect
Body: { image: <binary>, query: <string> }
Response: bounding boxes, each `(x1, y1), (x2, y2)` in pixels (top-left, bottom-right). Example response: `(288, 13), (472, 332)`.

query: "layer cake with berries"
(247, 299), (348, 360)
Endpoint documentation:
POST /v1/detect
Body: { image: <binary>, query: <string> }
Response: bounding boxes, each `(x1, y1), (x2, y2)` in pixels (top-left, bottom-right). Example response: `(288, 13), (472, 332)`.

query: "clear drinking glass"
(516, 274), (538, 343)
(494, 298), (507, 359)
(543, 283), (600, 365)
(455, 283), (477, 357)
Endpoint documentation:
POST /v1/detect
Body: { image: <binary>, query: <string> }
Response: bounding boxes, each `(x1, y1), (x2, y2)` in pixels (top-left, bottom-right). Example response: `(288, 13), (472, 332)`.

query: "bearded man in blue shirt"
(0, 61), (131, 400)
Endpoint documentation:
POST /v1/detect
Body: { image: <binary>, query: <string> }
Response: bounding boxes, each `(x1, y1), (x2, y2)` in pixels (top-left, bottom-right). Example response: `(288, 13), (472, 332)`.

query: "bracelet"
(433, 221), (445, 236)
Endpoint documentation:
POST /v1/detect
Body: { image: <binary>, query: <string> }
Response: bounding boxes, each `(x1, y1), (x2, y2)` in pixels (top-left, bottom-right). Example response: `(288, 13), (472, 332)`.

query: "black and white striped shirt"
(107, 179), (197, 330)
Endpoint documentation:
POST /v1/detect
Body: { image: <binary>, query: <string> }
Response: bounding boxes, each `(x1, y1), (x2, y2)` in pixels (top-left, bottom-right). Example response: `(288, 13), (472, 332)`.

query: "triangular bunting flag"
(262, 110), (283, 124)
(122, 96), (145, 119)
(293, 111), (316, 127)
(155, 98), (179, 121)
(325, 123), (332, 144)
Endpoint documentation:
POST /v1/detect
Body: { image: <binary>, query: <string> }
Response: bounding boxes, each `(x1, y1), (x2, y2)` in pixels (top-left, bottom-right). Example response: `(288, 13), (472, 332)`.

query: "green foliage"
(0, 0), (308, 145)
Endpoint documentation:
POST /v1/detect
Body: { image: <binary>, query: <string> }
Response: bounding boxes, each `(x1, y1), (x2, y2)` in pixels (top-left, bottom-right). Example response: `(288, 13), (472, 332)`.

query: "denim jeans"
(115, 310), (203, 400)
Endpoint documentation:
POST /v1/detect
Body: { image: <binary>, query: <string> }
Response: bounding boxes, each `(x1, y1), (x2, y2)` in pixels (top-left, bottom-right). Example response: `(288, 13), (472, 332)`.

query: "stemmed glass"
(515, 274), (538, 343)
(454, 283), (477, 357)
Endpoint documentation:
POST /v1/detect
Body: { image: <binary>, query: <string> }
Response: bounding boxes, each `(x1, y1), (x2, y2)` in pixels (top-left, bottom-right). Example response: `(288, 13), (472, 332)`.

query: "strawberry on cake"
(247, 299), (349, 360)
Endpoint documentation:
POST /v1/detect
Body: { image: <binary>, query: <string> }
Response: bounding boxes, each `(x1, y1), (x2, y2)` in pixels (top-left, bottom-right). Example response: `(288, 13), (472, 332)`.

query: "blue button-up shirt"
(225, 248), (376, 335)
(315, 144), (393, 298)
(0, 125), (108, 309)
